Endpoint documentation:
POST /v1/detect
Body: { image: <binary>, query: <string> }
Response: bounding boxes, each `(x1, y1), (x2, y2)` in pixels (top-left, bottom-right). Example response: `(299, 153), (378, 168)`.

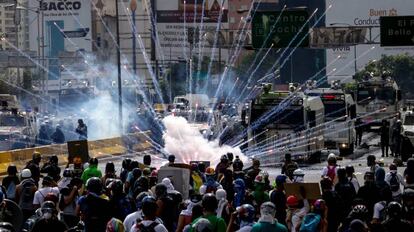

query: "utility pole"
(130, 0), (137, 77)
(14, 1), (20, 88)
(115, 0), (123, 133)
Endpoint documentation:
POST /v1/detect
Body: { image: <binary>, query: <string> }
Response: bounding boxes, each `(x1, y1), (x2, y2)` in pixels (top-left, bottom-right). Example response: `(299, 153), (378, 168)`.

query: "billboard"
(155, 0), (228, 61)
(28, 0), (92, 79)
(325, 0), (414, 82)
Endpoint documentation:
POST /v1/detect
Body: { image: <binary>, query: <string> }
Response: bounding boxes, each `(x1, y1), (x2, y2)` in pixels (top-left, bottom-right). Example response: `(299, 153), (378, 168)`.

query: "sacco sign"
(40, 0), (82, 11)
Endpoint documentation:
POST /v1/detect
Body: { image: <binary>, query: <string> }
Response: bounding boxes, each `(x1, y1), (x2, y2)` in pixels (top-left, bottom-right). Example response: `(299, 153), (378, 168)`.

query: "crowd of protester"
(0, 151), (412, 232)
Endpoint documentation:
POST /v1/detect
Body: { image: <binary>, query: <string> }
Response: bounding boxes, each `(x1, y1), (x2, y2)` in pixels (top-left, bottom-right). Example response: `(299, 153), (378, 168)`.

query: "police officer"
(381, 119), (390, 157)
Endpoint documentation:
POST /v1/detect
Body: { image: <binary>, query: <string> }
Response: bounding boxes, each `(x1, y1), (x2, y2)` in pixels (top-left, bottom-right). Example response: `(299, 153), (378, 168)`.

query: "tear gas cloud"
(54, 56), (139, 140)
(162, 115), (247, 166)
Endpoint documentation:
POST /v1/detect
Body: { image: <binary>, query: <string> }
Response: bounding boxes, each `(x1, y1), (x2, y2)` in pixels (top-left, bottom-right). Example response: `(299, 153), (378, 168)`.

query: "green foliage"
(356, 53), (414, 97)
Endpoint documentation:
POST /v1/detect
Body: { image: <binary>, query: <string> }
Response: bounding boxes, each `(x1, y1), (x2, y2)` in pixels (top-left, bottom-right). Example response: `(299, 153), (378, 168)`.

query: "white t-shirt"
(131, 220), (168, 232)
(124, 211), (164, 232)
(33, 186), (59, 205)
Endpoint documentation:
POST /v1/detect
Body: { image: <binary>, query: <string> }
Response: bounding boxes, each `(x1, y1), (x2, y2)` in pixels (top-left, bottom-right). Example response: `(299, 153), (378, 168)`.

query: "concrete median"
(0, 131), (151, 175)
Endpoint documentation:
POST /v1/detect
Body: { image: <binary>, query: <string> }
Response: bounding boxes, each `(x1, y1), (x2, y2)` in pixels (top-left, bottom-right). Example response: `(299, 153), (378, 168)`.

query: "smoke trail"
(162, 115), (246, 166)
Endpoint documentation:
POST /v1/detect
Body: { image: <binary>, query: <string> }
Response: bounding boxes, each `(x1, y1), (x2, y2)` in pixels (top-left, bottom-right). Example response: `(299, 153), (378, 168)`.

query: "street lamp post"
(115, 0), (123, 132)
(14, 1), (20, 87)
(130, 0), (137, 77)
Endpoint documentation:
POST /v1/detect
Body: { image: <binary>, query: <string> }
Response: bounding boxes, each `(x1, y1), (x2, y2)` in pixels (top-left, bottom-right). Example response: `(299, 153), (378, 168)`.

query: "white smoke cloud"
(162, 115), (247, 166)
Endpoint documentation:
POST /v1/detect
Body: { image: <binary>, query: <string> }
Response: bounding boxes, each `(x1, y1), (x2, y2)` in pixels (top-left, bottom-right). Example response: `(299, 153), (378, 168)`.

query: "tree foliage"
(355, 53), (414, 97)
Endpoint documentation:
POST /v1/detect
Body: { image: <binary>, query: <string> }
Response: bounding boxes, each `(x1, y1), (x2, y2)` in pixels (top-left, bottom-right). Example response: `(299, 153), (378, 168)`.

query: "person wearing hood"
(404, 158), (414, 186)
(385, 163), (406, 201)
(161, 177), (176, 194)
(251, 202), (287, 232)
(81, 157), (102, 184)
(216, 189), (231, 223)
(233, 178), (246, 208)
(75, 119), (87, 140)
(357, 172), (381, 218)
(51, 125), (65, 144)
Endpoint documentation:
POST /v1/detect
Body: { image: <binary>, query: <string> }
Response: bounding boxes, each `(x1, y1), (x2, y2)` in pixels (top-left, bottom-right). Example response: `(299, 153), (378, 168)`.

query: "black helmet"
(89, 157), (98, 165)
(233, 158), (244, 171)
(226, 152), (234, 161)
(387, 201), (402, 218)
(122, 158), (132, 169)
(49, 155), (58, 164)
(41, 201), (57, 216)
(6, 165), (17, 175)
(86, 177), (103, 194)
(108, 179), (123, 195)
(143, 155), (151, 166)
(168, 155), (175, 163)
(336, 167), (347, 180)
(345, 165), (355, 174)
(63, 168), (73, 178)
(105, 162), (115, 173)
(320, 177), (333, 190)
(202, 193), (218, 212)
(220, 154), (228, 161)
(350, 205), (369, 221)
(132, 168), (142, 179)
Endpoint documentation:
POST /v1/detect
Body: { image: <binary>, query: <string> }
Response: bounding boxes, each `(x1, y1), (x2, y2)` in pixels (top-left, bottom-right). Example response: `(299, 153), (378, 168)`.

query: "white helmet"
(215, 189), (227, 201)
(328, 153), (337, 162)
(21, 169), (32, 178)
(293, 169), (305, 176)
(192, 218), (212, 232)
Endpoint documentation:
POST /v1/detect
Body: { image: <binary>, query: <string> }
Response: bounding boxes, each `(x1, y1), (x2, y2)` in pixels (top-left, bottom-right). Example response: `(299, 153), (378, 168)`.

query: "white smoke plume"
(162, 115), (247, 166)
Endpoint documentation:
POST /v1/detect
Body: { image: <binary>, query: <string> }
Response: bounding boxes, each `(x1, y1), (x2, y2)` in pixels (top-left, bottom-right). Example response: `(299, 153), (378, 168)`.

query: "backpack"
(135, 221), (159, 232)
(19, 179), (35, 210)
(6, 181), (16, 199)
(299, 213), (322, 232)
(389, 172), (400, 192)
(327, 166), (336, 181)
